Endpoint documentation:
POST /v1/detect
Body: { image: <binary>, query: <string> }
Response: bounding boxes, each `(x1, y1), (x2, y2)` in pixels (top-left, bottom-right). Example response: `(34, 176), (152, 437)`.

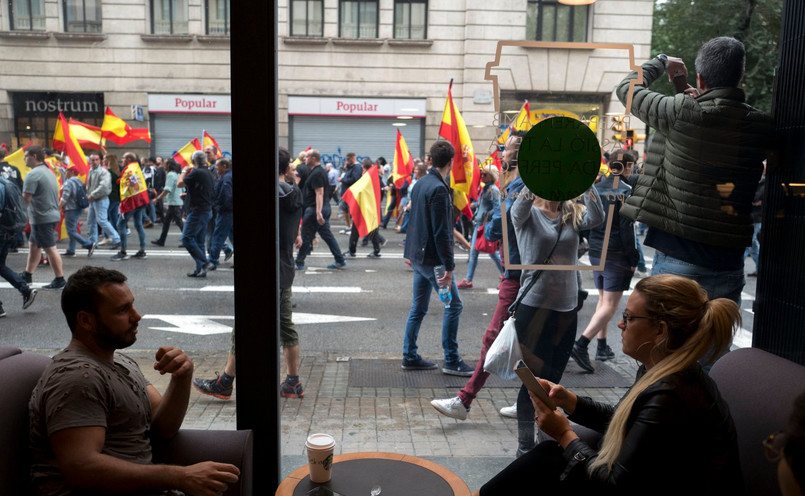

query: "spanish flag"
(54, 113), (90, 176)
(44, 156), (69, 240)
(453, 189), (473, 220)
(343, 164), (381, 238)
(101, 107), (151, 145)
(172, 138), (202, 168)
(203, 131), (223, 159)
(438, 80), (475, 195)
(119, 161), (150, 214)
(53, 119), (102, 151)
(392, 130), (413, 188)
(498, 101), (532, 145)
(5, 143), (32, 180)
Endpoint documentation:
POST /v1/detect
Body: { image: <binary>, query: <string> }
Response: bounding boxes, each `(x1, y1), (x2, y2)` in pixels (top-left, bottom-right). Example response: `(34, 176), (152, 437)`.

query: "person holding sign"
(474, 274), (743, 495)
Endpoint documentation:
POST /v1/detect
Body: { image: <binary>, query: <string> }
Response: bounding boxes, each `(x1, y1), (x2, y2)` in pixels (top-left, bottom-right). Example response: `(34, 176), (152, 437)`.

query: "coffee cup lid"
(306, 433), (335, 449)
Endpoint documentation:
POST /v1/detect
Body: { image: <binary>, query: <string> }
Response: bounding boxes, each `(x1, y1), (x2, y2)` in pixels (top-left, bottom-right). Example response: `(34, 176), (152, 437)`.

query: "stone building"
(278, 0), (654, 166)
(0, 0), (231, 158)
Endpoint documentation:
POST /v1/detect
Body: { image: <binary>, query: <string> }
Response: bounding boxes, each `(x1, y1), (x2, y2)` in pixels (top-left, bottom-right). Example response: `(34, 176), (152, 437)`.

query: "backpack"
(0, 176), (28, 234)
(72, 178), (90, 209)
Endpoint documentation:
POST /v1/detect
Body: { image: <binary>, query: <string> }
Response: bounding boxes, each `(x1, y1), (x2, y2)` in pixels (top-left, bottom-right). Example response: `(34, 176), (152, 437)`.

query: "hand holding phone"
(513, 360), (556, 410)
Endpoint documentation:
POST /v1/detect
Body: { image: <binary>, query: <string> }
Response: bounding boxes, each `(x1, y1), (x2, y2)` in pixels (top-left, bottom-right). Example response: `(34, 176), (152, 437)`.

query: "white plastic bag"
(483, 316), (523, 381)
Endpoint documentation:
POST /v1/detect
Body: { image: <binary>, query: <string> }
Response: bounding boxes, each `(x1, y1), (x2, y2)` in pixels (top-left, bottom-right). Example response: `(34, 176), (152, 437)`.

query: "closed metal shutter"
(151, 114), (232, 158)
(290, 116), (424, 169)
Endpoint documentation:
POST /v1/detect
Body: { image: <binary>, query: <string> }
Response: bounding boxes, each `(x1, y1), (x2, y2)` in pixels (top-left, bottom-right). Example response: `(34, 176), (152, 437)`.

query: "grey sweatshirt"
(511, 186), (604, 311)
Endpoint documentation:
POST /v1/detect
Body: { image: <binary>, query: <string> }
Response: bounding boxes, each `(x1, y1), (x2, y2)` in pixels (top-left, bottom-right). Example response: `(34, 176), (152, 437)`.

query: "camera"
(608, 161), (624, 175)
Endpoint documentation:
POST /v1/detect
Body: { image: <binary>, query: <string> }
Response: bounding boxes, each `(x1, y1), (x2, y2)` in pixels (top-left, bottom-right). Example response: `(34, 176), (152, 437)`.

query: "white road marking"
(293, 313), (376, 324)
(733, 327), (753, 349)
(141, 312), (376, 335)
(141, 285), (369, 293)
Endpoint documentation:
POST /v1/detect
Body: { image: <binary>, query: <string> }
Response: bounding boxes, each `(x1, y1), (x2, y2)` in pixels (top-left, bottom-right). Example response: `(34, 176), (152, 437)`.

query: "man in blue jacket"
(208, 157), (234, 269)
(401, 141), (472, 376)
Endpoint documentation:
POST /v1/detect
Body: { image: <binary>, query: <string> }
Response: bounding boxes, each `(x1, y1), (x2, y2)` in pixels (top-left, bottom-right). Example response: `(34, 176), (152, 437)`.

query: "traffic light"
(625, 129), (635, 149)
(610, 115), (627, 133)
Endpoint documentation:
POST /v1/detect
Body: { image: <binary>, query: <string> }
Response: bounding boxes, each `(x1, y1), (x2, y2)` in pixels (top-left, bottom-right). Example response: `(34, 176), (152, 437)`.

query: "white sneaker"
(430, 397), (469, 421)
(499, 403), (517, 418)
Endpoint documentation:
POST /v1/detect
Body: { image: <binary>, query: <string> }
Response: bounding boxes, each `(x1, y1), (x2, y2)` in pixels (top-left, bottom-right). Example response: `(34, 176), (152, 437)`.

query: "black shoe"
(19, 271), (32, 284)
(193, 374), (233, 400)
(401, 357), (438, 370)
(201, 261), (215, 274)
(442, 359), (474, 377)
(342, 251), (357, 258)
(86, 244), (95, 257)
(42, 278), (66, 290)
(224, 247), (234, 261)
(366, 252), (381, 258)
(187, 270), (206, 278)
(150, 240), (165, 247)
(22, 288), (37, 310)
(62, 251), (76, 257)
(110, 251), (129, 261)
(596, 344), (616, 361)
(132, 250), (147, 260)
(571, 343), (595, 373)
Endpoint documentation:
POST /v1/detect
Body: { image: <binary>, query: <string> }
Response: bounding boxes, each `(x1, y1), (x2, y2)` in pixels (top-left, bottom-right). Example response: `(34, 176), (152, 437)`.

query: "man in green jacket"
(615, 37), (773, 306)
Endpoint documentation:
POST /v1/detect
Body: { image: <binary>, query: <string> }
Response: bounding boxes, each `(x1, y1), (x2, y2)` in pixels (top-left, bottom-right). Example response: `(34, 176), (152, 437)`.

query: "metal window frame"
(10, 0), (44, 31)
(150, 0), (176, 34)
(338, 0), (379, 39)
(392, 0), (427, 40)
(528, 0), (588, 42)
(289, 0), (324, 37)
(205, 0), (230, 35)
(63, 0), (100, 33)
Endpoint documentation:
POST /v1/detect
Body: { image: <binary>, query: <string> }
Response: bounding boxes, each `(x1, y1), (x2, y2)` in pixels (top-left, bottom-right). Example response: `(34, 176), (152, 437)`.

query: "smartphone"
(513, 360), (556, 410)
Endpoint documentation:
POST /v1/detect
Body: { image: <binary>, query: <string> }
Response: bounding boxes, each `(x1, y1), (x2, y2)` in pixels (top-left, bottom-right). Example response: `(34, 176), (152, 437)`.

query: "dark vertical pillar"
(231, 0), (280, 493)
(753, 0), (805, 365)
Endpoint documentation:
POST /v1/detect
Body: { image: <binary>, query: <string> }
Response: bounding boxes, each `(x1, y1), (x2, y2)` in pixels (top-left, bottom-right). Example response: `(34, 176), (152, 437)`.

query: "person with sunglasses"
(766, 391), (805, 496)
(474, 274), (744, 495)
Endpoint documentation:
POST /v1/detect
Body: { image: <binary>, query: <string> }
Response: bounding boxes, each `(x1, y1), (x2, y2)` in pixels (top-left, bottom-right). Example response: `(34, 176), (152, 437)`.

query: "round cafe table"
(275, 451), (471, 496)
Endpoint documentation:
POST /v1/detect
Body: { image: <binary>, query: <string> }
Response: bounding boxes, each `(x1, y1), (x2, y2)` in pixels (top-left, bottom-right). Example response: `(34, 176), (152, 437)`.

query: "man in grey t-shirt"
(29, 266), (240, 496)
(20, 145), (65, 290)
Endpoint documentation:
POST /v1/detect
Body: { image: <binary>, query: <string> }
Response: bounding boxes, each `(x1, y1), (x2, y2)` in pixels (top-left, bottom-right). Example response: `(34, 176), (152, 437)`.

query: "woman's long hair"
(561, 199), (585, 231)
(590, 274), (740, 472)
(106, 154), (120, 175)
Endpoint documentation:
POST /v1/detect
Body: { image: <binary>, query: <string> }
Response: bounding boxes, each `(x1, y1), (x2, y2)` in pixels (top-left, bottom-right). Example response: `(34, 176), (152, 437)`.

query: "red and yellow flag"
(43, 156), (69, 240)
(202, 131), (223, 159)
(53, 119), (102, 151)
(101, 107), (151, 145)
(54, 113), (90, 176)
(343, 164), (382, 238)
(119, 161), (150, 214)
(172, 138), (202, 168)
(438, 80), (475, 195)
(392, 130), (413, 188)
(498, 101), (532, 145)
(5, 142), (32, 180)
(453, 189), (473, 220)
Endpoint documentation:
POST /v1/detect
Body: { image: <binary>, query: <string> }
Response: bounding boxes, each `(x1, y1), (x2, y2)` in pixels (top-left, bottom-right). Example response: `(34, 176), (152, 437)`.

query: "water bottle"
(433, 265), (452, 308)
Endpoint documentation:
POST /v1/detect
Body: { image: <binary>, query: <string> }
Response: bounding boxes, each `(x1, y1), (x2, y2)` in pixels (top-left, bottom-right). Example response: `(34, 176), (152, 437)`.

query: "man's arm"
(315, 187), (325, 225)
(615, 58), (681, 136)
(50, 426), (239, 496)
(177, 168), (190, 188)
(429, 188), (455, 272)
(22, 191), (32, 207)
(148, 346), (193, 440)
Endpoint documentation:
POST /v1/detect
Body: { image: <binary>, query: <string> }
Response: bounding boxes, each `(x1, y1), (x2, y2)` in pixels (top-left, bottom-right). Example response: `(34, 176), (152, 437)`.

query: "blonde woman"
(508, 183), (604, 456)
(475, 274), (743, 494)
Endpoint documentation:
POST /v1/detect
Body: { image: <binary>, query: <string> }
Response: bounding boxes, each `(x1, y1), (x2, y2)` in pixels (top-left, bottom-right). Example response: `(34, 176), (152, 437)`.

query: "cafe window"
(206, 0), (229, 35)
(339, 0), (378, 39)
(526, 0), (588, 42)
(63, 0), (102, 33)
(151, 0), (189, 35)
(9, 0), (46, 30)
(14, 115), (103, 149)
(394, 0), (426, 39)
(290, 0), (323, 37)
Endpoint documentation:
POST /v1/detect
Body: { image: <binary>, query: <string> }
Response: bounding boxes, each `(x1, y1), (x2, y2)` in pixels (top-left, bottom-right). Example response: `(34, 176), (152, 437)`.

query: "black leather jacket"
(563, 364), (745, 495)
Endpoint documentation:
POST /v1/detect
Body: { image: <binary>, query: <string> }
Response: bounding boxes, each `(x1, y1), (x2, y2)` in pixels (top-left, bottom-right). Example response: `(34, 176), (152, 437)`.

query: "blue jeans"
(0, 234), (30, 303)
(650, 252), (744, 306)
(403, 261), (464, 364)
(635, 232), (646, 271)
(118, 205), (146, 252)
(182, 209), (213, 271)
(465, 225), (503, 281)
(209, 211), (233, 265)
(108, 200), (120, 237)
(87, 197), (120, 244)
(64, 209), (91, 253)
(743, 222), (761, 267)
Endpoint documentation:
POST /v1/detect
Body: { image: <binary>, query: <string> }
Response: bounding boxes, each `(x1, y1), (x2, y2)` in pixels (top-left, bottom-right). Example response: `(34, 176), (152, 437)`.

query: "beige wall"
(278, 0), (654, 157)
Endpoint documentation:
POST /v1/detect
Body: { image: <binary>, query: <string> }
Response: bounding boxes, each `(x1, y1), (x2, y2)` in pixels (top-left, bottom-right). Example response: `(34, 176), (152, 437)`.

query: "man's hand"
(178, 462), (240, 496)
(88, 195), (94, 203)
(153, 346), (193, 379)
(438, 269), (452, 288)
(316, 211), (325, 226)
(295, 234), (303, 249)
(665, 56), (687, 80)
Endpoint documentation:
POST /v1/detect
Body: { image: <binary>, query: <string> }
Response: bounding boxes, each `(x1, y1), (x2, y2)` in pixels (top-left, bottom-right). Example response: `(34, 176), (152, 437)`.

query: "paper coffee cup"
(305, 433), (336, 483)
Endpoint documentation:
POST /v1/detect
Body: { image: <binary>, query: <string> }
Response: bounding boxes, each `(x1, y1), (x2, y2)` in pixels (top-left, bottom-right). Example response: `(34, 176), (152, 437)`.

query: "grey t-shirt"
(29, 346), (153, 496)
(512, 186), (604, 311)
(22, 165), (61, 225)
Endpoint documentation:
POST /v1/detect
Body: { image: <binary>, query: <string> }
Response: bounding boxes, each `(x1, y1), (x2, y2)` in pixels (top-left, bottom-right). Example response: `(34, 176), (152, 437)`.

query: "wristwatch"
(656, 54), (669, 68)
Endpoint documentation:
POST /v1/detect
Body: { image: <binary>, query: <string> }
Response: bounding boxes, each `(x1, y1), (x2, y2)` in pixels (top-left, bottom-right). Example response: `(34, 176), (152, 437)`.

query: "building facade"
(278, 0), (654, 166)
(0, 0), (231, 158)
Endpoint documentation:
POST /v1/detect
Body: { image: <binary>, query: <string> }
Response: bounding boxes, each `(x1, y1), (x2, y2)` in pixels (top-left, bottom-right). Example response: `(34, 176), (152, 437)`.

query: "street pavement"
(0, 215), (760, 491)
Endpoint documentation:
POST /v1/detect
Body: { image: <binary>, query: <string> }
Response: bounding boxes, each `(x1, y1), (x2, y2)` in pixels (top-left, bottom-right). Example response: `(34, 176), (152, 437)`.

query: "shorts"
(590, 255), (634, 292)
(280, 286), (299, 347)
(30, 222), (58, 249)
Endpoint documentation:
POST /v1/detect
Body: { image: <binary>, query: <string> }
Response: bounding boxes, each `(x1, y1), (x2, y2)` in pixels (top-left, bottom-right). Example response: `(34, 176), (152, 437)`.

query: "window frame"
(205, 0), (230, 36)
(289, 0), (324, 37)
(62, 0), (102, 33)
(393, 0), (427, 40)
(150, 0), (189, 35)
(9, 0), (46, 31)
(527, 0), (588, 42)
(338, 0), (379, 39)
